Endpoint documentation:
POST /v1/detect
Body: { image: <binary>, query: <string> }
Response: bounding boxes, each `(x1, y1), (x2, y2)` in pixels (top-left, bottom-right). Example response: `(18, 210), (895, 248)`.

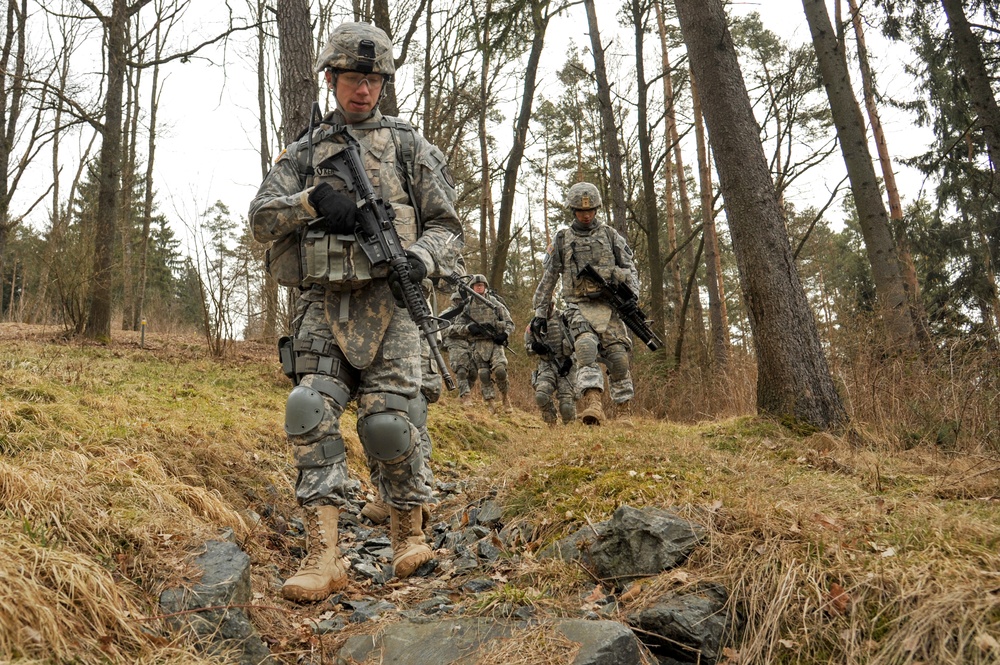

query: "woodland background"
(0, 0), (998, 446)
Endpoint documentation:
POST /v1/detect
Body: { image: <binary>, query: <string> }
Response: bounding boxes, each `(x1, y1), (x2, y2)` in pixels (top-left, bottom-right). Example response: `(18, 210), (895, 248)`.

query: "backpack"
(264, 116), (419, 287)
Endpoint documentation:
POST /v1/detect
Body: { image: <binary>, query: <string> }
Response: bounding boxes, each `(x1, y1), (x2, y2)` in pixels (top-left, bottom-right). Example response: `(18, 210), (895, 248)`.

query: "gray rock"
(628, 582), (737, 664)
(588, 505), (705, 580)
(537, 520), (611, 563)
(338, 618), (642, 665)
(159, 541), (274, 665)
(476, 499), (504, 526)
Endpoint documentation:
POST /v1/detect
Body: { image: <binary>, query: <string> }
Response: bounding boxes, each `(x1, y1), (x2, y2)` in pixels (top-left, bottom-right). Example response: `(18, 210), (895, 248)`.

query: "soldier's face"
(473, 283), (486, 294)
(574, 208), (598, 225)
(328, 69), (379, 116)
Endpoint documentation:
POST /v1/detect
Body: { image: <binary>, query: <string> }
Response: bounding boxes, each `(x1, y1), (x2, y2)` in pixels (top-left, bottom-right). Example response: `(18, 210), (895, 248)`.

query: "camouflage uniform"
(532, 186), (638, 405)
(524, 308), (577, 424)
(249, 108), (461, 511)
(442, 289), (477, 398)
(451, 278), (514, 403)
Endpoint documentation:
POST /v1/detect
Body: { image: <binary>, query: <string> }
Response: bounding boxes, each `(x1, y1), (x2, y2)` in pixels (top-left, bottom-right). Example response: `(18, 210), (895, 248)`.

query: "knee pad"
(357, 392), (415, 462)
(575, 332), (600, 367)
(284, 376), (351, 436)
(494, 366), (508, 384)
(559, 400), (576, 423)
(408, 392), (429, 430)
(605, 345), (630, 382)
(478, 367), (492, 384)
(535, 389), (553, 409)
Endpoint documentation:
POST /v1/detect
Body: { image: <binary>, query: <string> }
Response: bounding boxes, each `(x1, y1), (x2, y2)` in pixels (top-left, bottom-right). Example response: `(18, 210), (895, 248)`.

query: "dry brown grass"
(0, 323), (998, 664)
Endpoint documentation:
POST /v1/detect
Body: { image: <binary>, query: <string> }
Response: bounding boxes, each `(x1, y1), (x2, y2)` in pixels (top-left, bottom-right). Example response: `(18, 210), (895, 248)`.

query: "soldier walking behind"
(249, 22), (462, 602)
(525, 304), (577, 425)
(531, 182), (639, 425)
(451, 275), (515, 412)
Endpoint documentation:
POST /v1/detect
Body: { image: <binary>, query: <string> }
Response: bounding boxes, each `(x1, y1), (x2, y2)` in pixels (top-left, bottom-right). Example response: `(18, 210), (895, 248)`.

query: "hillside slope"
(0, 327), (997, 664)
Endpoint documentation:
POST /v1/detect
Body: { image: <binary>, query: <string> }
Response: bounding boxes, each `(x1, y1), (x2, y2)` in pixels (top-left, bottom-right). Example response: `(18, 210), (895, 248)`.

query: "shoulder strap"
(381, 116), (421, 233)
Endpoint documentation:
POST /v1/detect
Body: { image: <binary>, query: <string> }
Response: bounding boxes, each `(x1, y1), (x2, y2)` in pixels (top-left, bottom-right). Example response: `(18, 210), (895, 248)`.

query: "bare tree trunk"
(276, 0), (316, 146)
(692, 71), (729, 367)
(941, 0), (1000, 176)
(802, 0), (917, 352)
(654, 1), (682, 338)
(489, 0), (552, 292)
(675, 0), (847, 430)
(848, 0), (928, 345)
(0, 0), (28, 310)
(254, 0), (277, 340)
(584, 0), (628, 237)
(137, 16), (164, 337)
(121, 31), (141, 331)
(85, 0), (129, 340)
(630, 0), (665, 341)
(476, 0), (496, 275)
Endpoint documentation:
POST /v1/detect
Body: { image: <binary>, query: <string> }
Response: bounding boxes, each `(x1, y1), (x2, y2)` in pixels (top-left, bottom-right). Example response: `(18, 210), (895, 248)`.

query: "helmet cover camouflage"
(566, 182), (602, 210)
(470, 274), (489, 287)
(315, 22), (395, 76)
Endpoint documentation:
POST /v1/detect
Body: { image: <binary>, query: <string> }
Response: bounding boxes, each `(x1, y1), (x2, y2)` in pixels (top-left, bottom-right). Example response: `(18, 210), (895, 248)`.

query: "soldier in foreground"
(531, 182), (639, 425)
(249, 22), (462, 601)
(451, 275), (515, 412)
(524, 304), (576, 426)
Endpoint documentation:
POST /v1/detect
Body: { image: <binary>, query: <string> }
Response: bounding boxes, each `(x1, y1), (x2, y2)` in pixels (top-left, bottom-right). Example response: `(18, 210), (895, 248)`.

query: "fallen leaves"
(825, 582), (851, 615)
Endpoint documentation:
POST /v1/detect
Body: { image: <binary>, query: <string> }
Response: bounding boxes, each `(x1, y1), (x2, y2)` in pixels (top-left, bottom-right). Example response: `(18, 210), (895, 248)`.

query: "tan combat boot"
(501, 391), (513, 413)
(361, 498), (391, 525)
(578, 389), (605, 426)
(390, 505), (435, 579)
(281, 505), (349, 602)
(363, 497), (432, 529)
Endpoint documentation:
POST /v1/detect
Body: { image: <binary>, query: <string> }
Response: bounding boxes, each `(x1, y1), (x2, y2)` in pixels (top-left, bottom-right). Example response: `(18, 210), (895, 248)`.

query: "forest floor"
(0, 324), (998, 664)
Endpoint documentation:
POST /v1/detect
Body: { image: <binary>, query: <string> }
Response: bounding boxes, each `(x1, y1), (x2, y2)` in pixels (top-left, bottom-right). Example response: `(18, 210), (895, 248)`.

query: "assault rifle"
(577, 264), (664, 352)
(330, 129), (456, 390)
(528, 318), (572, 376)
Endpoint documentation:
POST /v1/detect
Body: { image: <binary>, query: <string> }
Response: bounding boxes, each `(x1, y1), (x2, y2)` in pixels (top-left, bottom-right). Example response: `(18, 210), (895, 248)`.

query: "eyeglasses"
(336, 71), (386, 91)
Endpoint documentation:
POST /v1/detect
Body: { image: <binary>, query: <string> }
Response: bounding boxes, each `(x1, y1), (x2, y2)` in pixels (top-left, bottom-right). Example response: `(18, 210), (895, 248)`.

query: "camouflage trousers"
(290, 300), (433, 510)
(368, 336), (439, 495)
(446, 342), (477, 397)
(471, 340), (508, 401)
(532, 358), (577, 424)
(564, 305), (634, 404)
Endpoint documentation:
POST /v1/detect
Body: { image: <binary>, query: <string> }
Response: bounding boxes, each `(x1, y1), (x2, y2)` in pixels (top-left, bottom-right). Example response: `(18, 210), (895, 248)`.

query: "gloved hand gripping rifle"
(577, 264), (664, 352)
(330, 129), (456, 390)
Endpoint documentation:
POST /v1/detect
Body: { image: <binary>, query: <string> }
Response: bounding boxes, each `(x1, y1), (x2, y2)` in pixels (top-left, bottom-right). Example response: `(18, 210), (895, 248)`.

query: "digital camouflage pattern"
(565, 181), (602, 209)
(452, 291), (514, 401)
(524, 310), (577, 424)
(249, 108), (462, 510)
(532, 215), (638, 404)
(314, 22), (395, 75)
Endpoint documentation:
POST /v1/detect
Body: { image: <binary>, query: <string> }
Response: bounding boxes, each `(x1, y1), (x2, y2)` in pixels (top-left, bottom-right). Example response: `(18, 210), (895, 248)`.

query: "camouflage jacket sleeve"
(248, 140), (317, 242)
(612, 228), (640, 293)
(497, 300), (515, 336)
(402, 132), (464, 279)
(532, 232), (563, 318)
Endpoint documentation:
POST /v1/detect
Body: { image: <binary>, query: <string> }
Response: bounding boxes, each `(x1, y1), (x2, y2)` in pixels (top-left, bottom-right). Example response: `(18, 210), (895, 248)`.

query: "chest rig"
(557, 224), (619, 301)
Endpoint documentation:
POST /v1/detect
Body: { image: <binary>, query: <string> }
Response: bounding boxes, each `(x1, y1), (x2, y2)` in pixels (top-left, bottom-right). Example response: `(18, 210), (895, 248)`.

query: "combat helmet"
(566, 182), (602, 210)
(470, 274), (489, 288)
(315, 22), (395, 76)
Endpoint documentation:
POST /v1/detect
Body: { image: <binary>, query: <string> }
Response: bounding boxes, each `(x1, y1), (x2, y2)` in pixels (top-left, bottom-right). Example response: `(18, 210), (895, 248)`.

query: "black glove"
(530, 341), (549, 355)
(387, 251), (428, 306)
(467, 323), (486, 336)
(493, 332), (508, 346)
(530, 316), (547, 337)
(558, 357), (573, 377)
(308, 182), (357, 234)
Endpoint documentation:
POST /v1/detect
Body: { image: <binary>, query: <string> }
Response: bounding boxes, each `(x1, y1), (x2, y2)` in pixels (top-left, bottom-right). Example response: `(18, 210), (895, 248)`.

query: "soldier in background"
(451, 275), (515, 412)
(531, 182), (638, 426)
(441, 286), (478, 401)
(524, 304), (576, 426)
(248, 22), (462, 601)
